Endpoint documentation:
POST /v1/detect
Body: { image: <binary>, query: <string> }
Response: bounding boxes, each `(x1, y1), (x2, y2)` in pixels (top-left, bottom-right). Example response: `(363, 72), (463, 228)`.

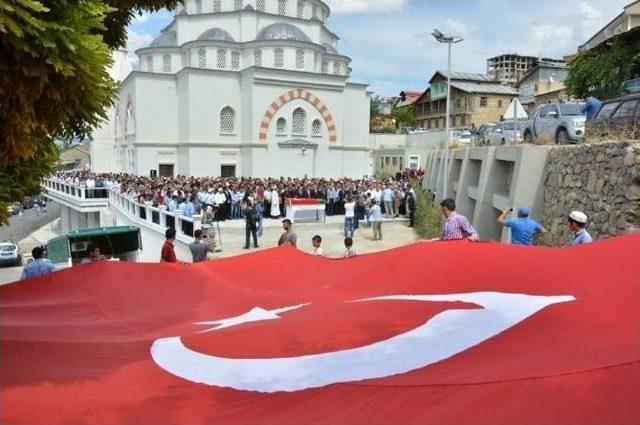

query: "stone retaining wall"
(543, 140), (640, 245)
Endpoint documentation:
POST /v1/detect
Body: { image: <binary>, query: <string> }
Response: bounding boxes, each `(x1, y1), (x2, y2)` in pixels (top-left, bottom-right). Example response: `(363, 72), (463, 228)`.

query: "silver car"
(488, 121), (523, 145)
(0, 241), (22, 267)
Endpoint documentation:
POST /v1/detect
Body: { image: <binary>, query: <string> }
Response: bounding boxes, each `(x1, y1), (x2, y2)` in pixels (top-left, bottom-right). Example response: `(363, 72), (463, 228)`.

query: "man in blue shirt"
(568, 210), (593, 246)
(498, 206), (547, 245)
(21, 246), (55, 280)
(581, 93), (602, 121)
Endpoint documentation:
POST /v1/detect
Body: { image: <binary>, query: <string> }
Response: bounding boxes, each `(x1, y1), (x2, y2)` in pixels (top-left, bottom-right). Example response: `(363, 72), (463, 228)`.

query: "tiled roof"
(450, 81), (519, 95)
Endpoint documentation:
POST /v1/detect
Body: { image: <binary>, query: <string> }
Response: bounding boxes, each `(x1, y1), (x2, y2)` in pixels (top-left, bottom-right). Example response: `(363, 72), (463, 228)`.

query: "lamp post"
(432, 29), (463, 147)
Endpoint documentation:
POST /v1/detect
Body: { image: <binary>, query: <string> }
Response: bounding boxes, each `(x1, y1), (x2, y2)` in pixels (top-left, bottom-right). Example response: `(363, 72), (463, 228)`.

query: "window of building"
(312, 119), (321, 135)
(295, 49), (304, 69)
(392, 157), (397, 166)
(276, 117), (286, 134)
(461, 115), (467, 126)
(256, 0), (264, 12)
(408, 155), (420, 170)
(278, 0), (286, 15)
(162, 54), (171, 72)
(213, 0), (221, 12)
(292, 108), (306, 134)
(274, 47), (284, 68)
(198, 48), (207, 68)
(254, 49), (262, 67)
(480, 97), (488, 107)
(321, 60), (328, 73)
(498, 99), (503, 108)
(220, 107), (236, 134)
(333, 61), (341, 75)
(312, 5), (317, 18)
(455, 98), (461, 108)
(234, 0), (242, 11)
(297, 0), (304, 18)
(231, 51), (240, 69)
(217, 48), (227, 68)
(194, 0), (202, 13)
(145, 55), (153, 72)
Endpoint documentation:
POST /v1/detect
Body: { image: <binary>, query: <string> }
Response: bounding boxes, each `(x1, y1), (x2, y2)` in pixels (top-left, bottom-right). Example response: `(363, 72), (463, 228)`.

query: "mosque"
(91, 0), (371, 178)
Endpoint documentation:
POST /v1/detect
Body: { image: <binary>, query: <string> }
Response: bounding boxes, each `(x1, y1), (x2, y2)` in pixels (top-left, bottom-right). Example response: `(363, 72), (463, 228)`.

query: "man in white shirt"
(369, 202), (383, 241)
(344, 195), (356, 237)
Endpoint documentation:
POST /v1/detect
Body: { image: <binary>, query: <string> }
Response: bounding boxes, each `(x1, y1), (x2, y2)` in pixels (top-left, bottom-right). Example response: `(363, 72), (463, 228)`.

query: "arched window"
(274, 47), (284, 68)
(256, 0), (265, 12)
(254, 49), (262, 67)
(213, 0), (221, 12)
(295, 49), (304, 69)
(217, 48), (227, 68)
(278, 0), (286, 15)
(220, 107), (236, 134)
(312, 119), (321, 135)
(297, 0), (304, 18)
(146, 55), (154, 72)
(195, 0), (202, 13)
(234, 0), (242, 11)
(126, 100), (135, 135)
(312, 4), (317, 18)
(292, 108), (306, 135)
(198, 48), (207, 68)
(321, 60), (328, 74)
(162, 54), (172, 72)
(333, 61), (341, 75)
(231, 51), (240, 69)
(276, 117), (286, 134)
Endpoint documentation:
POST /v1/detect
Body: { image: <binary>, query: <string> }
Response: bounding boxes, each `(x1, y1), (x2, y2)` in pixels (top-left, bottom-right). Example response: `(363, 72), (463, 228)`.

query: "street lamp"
(432, 29), (463, 147)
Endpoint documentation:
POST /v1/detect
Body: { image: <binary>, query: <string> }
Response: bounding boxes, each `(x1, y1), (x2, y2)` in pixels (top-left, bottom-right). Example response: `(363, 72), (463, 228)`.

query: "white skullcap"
(569, 211), (588, 224)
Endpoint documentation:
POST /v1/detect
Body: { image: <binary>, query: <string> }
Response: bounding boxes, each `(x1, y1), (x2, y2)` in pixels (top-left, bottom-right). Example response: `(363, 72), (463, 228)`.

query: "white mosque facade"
(91, 0), (371, 178)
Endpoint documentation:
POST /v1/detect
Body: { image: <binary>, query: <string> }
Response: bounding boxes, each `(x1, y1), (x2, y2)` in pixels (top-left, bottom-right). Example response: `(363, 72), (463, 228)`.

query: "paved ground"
(0, 202), (60, 284)
(209, 216), (418, 259)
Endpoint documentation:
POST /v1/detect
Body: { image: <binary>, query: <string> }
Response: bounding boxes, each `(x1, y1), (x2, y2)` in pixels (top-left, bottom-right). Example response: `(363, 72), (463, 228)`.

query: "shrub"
(411, 180), (442, 239)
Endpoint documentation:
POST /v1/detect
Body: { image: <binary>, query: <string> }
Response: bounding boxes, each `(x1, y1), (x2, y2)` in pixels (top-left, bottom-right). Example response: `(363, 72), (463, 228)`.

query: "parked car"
(488, 121), (524, 145)
(522, 102), (586, 144)
(453, 130), (472, 145)
(7, 203), (21, 216)
(474, 123), (496, 146)
(22, 196), (36, 210)
(0, 241), (22, 267)
(586, 93), (640, 139)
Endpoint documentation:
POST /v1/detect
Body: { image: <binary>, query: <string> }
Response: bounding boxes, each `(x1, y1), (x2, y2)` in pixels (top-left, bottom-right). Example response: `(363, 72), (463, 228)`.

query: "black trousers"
(409, 211), (415, 227)
(245, 222), (258, 247)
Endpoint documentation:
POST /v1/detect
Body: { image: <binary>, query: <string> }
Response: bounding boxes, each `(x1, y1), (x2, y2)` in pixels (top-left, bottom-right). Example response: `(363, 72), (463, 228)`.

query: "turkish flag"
(1, 234), (639, 425)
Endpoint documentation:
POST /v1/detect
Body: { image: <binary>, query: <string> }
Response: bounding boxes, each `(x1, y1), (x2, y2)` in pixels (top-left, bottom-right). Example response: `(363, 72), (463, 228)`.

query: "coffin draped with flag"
(1, 234), (639, 425)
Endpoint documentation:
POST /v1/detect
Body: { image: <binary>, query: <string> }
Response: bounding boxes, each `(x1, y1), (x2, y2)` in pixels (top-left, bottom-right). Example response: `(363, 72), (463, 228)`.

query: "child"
(312, 235), (323, 256)
(343, 237), (357, 258)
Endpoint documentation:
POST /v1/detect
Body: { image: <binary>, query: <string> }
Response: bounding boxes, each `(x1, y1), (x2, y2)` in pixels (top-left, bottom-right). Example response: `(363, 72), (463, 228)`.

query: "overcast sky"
(126, 0), (630, 95)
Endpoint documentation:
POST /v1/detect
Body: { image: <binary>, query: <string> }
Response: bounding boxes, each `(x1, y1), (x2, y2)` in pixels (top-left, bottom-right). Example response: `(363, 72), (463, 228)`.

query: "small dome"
(197, 28), (235, 42)
(322, 42), (339, 55)
(257, 23), (311, 43)
(150, 31), (177, 47)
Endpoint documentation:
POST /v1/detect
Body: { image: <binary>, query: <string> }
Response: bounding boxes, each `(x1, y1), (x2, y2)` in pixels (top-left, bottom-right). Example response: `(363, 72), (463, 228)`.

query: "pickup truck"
(522, 102), (586, 144)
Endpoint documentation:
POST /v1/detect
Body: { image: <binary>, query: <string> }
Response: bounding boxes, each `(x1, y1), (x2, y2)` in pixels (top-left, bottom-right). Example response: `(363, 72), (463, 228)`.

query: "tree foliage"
(0, 0), (182, 224)
(565, 37), (640, 100)
(392, 105), (417, 128)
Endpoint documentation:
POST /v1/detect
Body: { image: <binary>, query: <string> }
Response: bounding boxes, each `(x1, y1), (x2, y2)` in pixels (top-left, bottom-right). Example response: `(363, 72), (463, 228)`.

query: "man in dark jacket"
(405, 192), (416, 228)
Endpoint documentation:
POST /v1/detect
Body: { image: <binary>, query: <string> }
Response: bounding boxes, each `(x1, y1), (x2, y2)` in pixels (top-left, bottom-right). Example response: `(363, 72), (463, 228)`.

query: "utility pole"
(432, 29), (463, 147)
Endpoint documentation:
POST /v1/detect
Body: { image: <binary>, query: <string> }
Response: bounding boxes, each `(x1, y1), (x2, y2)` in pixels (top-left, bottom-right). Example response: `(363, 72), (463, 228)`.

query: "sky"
(126, 0), (630, 96)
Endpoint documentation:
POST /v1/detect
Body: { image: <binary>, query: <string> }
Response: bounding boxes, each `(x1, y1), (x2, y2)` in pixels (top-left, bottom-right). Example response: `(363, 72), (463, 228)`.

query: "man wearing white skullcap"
(568, 210), (593, 246)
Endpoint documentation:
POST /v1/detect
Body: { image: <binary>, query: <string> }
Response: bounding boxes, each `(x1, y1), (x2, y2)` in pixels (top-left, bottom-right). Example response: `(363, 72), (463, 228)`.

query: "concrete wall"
(542, 141), (640, 245)
(423, 145), (551, 242)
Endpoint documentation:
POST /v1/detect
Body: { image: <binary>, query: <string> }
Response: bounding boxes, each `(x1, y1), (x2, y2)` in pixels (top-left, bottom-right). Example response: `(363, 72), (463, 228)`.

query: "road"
(0, 202), (60, 285)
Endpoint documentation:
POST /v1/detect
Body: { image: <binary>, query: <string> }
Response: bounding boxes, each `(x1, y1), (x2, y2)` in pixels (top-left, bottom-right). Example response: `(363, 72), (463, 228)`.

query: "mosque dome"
(256, 23), (311, 43)
(197, 28), (235, 42)
(322, 42), (339, 55)
(150, 31), (177, 47)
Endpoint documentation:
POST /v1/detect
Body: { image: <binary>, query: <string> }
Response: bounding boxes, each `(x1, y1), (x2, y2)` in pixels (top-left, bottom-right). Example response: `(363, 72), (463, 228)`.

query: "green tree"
(392, 104), (417, 129)
(565, 38), (640, 100)
(0, 0), (182, 224)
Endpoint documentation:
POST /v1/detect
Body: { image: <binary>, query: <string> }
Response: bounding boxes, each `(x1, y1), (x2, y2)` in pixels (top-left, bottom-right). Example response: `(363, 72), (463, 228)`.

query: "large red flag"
(1, 234), (639, 425)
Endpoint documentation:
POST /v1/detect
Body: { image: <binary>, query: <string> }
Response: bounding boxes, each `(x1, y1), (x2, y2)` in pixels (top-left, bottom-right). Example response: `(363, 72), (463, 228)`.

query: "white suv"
(0, 242), (22, 267)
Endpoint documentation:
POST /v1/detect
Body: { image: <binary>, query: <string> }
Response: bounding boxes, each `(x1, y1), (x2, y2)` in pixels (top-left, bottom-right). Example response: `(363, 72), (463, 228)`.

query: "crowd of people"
(23, 170), (595, 278)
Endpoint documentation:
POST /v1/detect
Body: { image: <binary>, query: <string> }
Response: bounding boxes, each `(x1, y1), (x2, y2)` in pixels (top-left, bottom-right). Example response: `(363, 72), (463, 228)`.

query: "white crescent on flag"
(150, 292), (574, 392)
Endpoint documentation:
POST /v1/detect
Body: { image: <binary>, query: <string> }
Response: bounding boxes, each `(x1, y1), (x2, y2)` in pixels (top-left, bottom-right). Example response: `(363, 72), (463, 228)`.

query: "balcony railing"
(108, 189), (201, 239)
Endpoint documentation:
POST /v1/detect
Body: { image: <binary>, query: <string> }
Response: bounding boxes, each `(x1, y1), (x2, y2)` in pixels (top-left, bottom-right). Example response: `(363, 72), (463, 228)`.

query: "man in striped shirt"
(438, 198), (479, 241)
